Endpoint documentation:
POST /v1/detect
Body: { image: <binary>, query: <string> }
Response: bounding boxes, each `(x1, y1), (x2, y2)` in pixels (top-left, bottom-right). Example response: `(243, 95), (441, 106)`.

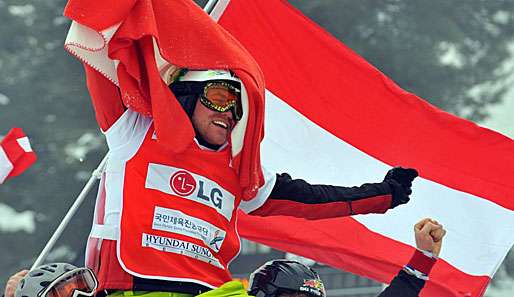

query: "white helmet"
(176, 69), (242, 85)
(15, 263), (98, 297)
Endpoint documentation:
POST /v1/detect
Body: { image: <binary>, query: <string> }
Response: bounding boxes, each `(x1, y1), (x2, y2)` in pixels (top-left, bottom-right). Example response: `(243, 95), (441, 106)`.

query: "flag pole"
(204, 0), (220, 14)
(31, 154), (108, 270)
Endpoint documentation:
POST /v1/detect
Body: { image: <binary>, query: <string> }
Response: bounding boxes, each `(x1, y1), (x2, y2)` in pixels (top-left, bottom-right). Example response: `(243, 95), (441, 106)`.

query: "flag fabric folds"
(214, 1), (514, 296)
(0, 128), (36, 184)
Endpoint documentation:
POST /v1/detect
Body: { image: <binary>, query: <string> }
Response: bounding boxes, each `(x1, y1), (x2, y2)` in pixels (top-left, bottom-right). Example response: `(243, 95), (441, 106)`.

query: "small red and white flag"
(213, 1), (514, 297)
(0, 128), (37, 184)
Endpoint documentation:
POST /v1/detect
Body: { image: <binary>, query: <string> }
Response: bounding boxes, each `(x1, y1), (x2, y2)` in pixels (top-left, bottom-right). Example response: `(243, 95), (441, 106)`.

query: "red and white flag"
(0, 128), (37, 184)
(212, 1), (514, 296)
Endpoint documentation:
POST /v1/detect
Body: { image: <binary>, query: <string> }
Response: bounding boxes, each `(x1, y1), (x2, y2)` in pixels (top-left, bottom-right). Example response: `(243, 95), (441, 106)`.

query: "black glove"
(383, 167), (419, 208)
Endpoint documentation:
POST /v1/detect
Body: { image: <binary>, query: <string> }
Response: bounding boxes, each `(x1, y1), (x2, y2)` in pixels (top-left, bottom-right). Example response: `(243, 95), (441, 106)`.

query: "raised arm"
(377, 218), (446, 297)
(83, 64), (126, 131)
(251, 167), (418, 219)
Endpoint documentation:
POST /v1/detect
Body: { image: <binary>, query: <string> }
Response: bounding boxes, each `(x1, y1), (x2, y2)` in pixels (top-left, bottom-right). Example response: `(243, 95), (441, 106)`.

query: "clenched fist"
(4, 270), (28, 297)
(383, 167), (418, 208)
(414, 218), (446, 257)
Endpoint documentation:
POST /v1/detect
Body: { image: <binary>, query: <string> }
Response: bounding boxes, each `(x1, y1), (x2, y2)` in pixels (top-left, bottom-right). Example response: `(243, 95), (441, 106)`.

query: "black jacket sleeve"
(270, 173), (392, 204)
(377, 270), (426, 297)
(250, 173), (396, 218)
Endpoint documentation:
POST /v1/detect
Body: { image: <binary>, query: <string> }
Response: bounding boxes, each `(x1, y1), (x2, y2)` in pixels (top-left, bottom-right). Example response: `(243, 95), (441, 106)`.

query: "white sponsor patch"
(145, 163), (236, 220)
(142, 233), (224, 269)
(153, 207), (226, 252)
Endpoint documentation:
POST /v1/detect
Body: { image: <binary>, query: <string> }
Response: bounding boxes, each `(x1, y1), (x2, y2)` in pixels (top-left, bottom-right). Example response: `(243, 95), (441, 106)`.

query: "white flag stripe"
(0, 147), (14, 184)
(16, 137), (33, 153)
(262, 90), (514, 277)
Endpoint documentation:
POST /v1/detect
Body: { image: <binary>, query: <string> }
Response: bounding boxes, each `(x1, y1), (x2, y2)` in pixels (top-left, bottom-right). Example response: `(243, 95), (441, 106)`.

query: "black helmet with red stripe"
(248, 259), (326, 297)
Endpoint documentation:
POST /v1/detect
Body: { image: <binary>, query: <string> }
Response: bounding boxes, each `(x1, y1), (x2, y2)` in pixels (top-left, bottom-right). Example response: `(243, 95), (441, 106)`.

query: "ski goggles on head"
(39, 268), (98, 297)
(199, 82), (243, 121)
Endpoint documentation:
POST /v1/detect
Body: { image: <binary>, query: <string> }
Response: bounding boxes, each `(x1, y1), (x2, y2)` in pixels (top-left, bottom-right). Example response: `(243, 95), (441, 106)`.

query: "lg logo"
(170, 171), (196, 196)
(147, 164), (234, 220)
(169, 170), (224, 210)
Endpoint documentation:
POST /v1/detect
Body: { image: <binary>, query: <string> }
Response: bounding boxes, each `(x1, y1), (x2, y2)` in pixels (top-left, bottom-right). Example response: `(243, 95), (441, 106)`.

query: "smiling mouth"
(212, 120), (229, 130)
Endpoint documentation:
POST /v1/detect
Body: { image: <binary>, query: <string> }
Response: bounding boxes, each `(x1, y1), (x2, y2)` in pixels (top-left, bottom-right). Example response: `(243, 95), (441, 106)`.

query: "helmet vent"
(40, 281), (51, 288)
(40, 266), (56, 273)
(29, 271), (44, 277)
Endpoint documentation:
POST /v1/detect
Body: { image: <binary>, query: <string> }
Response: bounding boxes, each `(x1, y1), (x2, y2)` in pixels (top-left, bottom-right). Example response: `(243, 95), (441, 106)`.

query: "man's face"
(191, 99), (235, 146)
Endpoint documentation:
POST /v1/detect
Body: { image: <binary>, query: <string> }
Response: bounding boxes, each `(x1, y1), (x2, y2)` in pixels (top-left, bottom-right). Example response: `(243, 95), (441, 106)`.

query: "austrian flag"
(214, 1), (514, 297)
(0, 128), (37, 184)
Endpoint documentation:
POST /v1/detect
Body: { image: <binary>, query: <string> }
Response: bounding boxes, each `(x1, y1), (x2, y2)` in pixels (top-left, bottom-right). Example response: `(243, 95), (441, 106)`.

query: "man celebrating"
(63, 0), (418, 296)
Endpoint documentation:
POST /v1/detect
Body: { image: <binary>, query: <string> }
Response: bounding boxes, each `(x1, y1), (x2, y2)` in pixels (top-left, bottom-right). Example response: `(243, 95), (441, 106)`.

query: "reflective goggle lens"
(204, 86), (238, 108)
(44, 269), (97, 297)
(200, 82), (242, 120)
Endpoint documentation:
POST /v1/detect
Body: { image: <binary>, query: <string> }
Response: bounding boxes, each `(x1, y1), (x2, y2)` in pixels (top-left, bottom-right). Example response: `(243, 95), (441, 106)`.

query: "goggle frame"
(38, 267), (98, 297)
(199, 82), (242, 121)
